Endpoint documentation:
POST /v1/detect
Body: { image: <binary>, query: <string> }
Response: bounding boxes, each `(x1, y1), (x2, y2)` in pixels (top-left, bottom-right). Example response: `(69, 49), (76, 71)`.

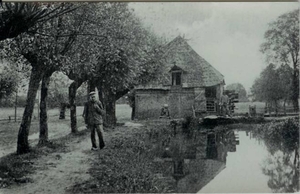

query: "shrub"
(254, 117), (299, 153)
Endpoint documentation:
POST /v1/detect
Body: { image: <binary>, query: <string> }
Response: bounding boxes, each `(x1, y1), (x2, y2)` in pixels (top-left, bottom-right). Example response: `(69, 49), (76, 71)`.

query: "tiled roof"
(162, 36), (224, 87)
(137, 36), (224, 89)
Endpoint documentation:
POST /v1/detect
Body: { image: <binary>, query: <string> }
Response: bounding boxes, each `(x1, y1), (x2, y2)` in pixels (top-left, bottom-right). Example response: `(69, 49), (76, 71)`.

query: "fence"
(264, 106), (298, 117)
(0, 106), (85, 123)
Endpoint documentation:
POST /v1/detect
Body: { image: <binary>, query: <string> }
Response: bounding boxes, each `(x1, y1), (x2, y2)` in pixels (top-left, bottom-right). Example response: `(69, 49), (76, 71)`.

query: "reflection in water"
(158, 129), (238, 193)
(199, 131), (272, 193)
(206, 130), (239, 163)
(262, 151), (299, 193)
(156, 123), (299, 193)
(251, 120), (300, 193)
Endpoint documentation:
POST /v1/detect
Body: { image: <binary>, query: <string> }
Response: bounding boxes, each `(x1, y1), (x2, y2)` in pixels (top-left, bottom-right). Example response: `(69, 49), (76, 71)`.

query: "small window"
(172, 72), (182, 86)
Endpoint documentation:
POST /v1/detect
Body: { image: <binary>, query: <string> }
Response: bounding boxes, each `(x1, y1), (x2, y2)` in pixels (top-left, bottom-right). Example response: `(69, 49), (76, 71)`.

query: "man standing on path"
(83, 91), (106, 151)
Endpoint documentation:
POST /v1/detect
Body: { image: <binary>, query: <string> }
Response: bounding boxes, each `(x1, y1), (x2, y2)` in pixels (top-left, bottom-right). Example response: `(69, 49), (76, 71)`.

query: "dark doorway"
(205, 86), (217, 98)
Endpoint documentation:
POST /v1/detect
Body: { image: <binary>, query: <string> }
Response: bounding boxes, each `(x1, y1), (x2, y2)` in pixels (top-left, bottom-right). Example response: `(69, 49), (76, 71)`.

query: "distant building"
(135, 36), (225, 119)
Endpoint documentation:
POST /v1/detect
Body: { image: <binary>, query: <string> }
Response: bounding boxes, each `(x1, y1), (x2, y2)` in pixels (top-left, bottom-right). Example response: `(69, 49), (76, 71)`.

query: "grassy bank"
(68, 118), (229, 193)
(252, 117), (299, 154)
(69, 121), (176, 193)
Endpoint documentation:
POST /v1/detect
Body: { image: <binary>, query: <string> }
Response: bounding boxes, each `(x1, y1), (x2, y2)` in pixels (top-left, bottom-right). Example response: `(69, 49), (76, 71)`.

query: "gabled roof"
(161, 36), (224, 87)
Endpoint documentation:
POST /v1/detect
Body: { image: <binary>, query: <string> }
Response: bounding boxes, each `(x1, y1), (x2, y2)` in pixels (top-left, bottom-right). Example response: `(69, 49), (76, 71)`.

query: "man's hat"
(89, 91), (96, 96)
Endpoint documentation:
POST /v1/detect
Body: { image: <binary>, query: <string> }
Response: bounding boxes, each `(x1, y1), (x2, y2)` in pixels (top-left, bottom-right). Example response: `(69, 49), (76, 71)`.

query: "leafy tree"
(47, 72), (71, 108)
(260, 9), (299, 111)
(251, 64), (283, 115)
(61, 3), (164, 127)
(92, 3), (163, 126)
(225, 83), (248, 102)
(0, 2), (80, 41)
(59, 4), (100, 132)
(0, 2), (86, 153)
(277, 64), (293, 114)
(37, 3), (91, 138)
(251, 63), (293, 115)
(0, 64), (18, 100)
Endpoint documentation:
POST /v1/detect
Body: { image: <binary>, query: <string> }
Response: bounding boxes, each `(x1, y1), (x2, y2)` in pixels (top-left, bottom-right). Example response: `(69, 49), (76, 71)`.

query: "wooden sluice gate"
(200, 115), (266, 127)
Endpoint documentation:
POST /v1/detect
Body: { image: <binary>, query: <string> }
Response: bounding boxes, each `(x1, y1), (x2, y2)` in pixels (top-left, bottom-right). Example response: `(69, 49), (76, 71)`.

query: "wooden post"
(15, 90), (17, 122)
(37, 89), (40, 121)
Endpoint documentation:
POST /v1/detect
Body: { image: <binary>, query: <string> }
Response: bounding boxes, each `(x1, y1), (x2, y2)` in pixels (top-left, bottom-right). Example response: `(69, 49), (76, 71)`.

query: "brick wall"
(169, 87), (194, 118)
(135, 90), (169, 120)
(135, 87), (195, 119)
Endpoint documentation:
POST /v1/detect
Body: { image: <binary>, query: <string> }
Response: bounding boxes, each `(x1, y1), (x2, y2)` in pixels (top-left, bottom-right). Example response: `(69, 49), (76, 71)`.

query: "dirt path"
(0, 121), (142, 194)
(0, 129), (99, 194)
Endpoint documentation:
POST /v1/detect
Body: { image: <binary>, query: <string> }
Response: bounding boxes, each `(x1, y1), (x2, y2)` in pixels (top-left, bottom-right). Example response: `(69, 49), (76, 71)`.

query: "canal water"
(199, 130), (272, 193)
(196, 127), (299, 193)
(157, 122), (299, 193)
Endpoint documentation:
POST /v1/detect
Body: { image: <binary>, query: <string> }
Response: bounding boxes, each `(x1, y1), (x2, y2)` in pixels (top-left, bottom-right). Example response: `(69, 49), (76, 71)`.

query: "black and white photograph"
(0, 1), (299, 193)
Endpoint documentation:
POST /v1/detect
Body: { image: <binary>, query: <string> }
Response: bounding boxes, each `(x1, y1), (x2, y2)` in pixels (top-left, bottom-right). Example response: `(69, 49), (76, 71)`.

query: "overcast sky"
(129, 2), (298, 92)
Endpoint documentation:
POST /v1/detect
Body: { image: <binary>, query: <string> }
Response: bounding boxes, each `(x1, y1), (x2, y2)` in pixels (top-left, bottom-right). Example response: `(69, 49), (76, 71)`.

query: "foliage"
(62, 2), (164, 94)
(0, 2), (80, 41)
(0, 59), (31, 107)
(47, 72), (71, 107)
(255, 117), (300, 193)
(0, 3), (91, 75)
(56, 2), (164, 115)
(0, 65), (18, 99)
(0, 2), (90, 154)
(260, 9), (299, 69)
(260, 9), (299, 111)
(276, 64), (293, 101)
(253, 117), (299, 154)
(262, 152), (299, 193)
(251, 63), (292, 109)
(226, 83), (248, 102)
(59, 2), (165, 126)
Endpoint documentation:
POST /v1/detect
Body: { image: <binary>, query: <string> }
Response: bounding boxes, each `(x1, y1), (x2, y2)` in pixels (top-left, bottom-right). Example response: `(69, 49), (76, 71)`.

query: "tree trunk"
(88, 80), (96, 93)
(131, 105), (135, 121)
(105, 96), (117, 126)
(96, 85), (104, 103)
(69, 80), (83, 133)
(96, 85), (107, 126)
(292, 71), (299, 112)
(17, 68), (43, 154)
(104, 90), (117, 127)
(294, 147), (299, 166)
(38, 72), (53, 145)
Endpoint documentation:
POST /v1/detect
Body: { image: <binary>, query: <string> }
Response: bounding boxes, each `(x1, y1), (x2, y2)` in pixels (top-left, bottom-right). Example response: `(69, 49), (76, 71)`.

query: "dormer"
(170, 64), (183, 86)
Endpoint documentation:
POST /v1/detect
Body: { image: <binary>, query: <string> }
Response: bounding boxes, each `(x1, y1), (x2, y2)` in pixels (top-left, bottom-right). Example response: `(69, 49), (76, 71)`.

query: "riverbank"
(0, 113), (298, 193)
(68, 120), (177, 193)
(68, 119), (239, 193)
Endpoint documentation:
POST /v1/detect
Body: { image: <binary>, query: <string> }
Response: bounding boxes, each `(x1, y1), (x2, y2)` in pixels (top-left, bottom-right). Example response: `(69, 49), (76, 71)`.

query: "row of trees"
(251, 63), (293, 114)
(256, 9), (299, 112)
(0, 2), (165, 154)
